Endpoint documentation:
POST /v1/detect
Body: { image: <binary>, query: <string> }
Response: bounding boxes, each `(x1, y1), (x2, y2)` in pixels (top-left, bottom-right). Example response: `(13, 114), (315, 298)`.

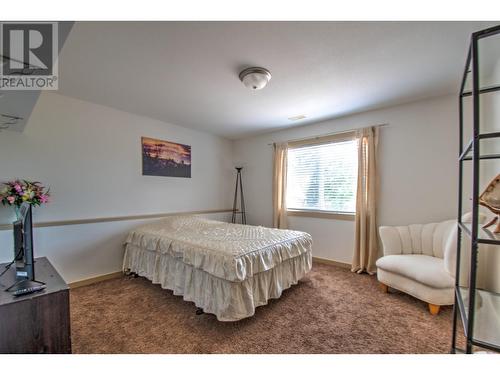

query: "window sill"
(287, 209), (355, 221)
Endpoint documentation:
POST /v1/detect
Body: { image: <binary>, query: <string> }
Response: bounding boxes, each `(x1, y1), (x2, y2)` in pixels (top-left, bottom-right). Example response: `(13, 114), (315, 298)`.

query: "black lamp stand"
(231, 167), (247, 224)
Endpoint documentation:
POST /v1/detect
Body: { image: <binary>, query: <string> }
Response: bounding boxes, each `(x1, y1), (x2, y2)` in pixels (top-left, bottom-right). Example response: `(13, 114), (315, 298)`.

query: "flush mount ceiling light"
(239, 67), (271, 90)
(0, 113), (22, 131)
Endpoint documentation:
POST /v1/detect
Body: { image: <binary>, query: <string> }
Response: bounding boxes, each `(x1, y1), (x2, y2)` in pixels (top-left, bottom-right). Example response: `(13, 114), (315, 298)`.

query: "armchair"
(376, 213), (482, 315)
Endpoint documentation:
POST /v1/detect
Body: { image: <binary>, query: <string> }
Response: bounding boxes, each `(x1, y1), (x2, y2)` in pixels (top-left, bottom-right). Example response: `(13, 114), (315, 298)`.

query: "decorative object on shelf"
(239, 67), (272, 90)
(479, 174), (500, 233)
(141, 137), (191, 178)
(0, 180), (51, 219)
(231, 167), (246, 224)
(451, 24), (500, 355)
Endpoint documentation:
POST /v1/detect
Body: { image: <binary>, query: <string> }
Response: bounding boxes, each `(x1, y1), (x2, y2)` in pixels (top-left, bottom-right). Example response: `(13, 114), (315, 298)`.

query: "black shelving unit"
(451, 24), (500, 354)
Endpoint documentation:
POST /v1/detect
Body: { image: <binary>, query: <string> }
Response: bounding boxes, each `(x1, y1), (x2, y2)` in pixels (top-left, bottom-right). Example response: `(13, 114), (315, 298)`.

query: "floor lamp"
(231, 167), (247, 224)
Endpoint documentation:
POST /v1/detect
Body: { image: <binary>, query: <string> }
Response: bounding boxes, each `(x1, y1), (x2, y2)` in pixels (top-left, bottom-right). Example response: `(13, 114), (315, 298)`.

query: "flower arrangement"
(0, 180), (51, 208)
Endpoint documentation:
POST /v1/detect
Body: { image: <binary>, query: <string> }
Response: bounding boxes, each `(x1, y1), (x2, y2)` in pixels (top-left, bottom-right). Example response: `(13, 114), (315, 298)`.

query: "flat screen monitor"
(13, 202), (34, 281)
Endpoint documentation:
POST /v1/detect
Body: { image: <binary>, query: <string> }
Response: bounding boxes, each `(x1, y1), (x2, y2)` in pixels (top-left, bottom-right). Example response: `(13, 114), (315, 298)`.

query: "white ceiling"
(57, 21), (498, 139)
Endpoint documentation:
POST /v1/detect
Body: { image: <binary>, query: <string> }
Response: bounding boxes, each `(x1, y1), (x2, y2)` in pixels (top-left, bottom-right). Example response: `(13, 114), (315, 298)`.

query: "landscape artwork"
(141, 137), (191, 178)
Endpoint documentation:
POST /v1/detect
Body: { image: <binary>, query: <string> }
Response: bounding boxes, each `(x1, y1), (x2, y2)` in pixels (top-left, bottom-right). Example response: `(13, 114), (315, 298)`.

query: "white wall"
(233, 94), (459, 264)
(0, 92), (466, 277)
(0, 93), (234, 282)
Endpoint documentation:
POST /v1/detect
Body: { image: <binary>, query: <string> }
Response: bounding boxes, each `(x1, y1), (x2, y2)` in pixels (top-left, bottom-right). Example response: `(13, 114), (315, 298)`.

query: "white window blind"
(287, 139), (358, 213)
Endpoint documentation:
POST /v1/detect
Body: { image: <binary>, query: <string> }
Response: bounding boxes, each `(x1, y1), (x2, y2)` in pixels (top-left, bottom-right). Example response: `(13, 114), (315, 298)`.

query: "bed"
(122, 215), (312, 321)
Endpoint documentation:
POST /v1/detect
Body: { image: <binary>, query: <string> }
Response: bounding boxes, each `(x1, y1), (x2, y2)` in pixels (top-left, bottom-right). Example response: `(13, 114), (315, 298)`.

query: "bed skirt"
(123, 244), (312, 321)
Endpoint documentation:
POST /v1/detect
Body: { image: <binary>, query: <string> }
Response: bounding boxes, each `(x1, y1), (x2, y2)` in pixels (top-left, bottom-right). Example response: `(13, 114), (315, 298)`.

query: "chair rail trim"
(0, 208), (234, 231)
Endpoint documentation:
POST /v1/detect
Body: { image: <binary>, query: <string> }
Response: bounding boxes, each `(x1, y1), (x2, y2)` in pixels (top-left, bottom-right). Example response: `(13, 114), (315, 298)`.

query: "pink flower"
(7, 196), (15, 204)
(14, 184), (22, 193)
(40, 195), (49, 204)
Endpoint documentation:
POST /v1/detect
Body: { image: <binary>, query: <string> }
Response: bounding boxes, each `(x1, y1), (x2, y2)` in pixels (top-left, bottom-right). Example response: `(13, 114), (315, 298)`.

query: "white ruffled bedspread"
(123, 244), (312, 321)
(124, 216), (313, 282)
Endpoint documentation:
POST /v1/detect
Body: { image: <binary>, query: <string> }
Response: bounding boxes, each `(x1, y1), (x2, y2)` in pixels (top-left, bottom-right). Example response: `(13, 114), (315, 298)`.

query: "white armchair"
(376, 213), (481, 315)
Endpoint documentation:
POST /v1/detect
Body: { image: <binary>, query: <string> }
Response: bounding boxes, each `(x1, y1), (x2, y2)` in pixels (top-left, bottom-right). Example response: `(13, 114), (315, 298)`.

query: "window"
(286, 137), (358, 215)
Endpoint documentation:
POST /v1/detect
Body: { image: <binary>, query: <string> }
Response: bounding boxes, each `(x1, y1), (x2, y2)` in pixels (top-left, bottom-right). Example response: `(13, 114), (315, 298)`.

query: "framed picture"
(141, 137), (191, 178)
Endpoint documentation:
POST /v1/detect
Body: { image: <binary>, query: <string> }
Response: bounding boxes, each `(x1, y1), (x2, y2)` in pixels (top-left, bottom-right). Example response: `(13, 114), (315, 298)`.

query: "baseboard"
(312, 256), (351, 269)
(68, 271), (123, 289)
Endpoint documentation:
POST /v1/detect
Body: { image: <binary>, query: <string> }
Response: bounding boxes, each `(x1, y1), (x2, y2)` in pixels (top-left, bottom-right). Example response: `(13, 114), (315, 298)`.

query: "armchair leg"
(379, 282), (388, 293)
(428, 303), (440, 315)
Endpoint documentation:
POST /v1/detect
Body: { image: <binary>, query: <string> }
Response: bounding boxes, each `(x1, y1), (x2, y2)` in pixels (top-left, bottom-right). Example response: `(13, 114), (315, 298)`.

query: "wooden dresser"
(0, 257), (72, 354)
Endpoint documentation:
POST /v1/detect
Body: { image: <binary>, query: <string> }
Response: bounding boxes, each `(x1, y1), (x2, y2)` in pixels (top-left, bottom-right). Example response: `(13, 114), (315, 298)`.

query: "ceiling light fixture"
(239, 67), (271, 90)
(0, 113), (22, 131)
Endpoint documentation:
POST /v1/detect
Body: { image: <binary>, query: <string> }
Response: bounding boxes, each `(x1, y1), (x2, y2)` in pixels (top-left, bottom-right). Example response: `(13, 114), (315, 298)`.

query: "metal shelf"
(462, 153), (500, 161)
(457, 287), (500, 352)
(459, 132), (500, 161)
(458, 222), (500, 246)
(479, 131), (500, 140)
(461, 84), (500, 98)
(455, 288), (468, 336)
(452, 23), (500, 355)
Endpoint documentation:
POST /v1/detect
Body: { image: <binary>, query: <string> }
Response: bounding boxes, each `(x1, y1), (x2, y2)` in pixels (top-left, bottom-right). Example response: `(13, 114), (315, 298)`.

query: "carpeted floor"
(70, 262), (463, 353)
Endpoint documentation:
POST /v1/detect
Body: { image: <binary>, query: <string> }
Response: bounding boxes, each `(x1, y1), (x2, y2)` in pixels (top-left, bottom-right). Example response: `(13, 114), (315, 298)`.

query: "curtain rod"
(266, 123), (389, 146)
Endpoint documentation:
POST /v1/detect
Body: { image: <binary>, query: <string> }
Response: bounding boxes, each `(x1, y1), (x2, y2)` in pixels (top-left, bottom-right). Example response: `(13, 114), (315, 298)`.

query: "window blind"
(287, 139), (358, 213)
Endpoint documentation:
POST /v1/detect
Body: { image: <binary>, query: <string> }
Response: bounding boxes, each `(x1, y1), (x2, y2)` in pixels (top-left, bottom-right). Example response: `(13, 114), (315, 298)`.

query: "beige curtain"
(272, 142), (288, 229)
(351, 126), (379, 275)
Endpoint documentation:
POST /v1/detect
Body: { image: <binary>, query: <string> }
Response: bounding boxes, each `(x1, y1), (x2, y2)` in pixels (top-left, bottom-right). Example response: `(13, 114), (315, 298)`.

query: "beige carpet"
(70, 262), (463, 353)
